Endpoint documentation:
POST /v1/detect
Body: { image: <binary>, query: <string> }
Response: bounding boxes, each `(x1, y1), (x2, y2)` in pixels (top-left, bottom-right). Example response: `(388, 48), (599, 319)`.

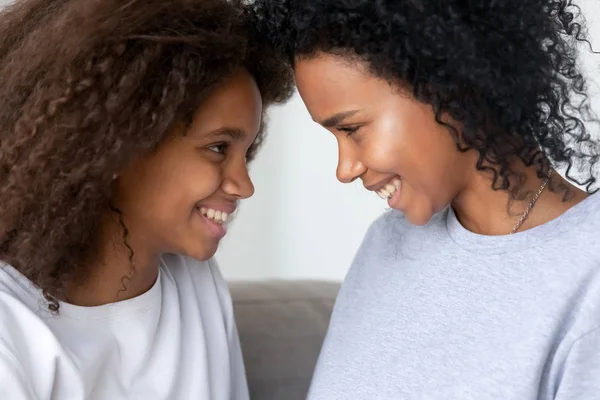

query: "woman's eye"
(337, 126), (360, 136)
(207, 143), (228, 154)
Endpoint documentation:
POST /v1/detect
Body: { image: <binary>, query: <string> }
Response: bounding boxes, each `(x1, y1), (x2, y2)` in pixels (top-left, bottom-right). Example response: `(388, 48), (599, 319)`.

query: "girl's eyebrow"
(202, 127), (247, 140)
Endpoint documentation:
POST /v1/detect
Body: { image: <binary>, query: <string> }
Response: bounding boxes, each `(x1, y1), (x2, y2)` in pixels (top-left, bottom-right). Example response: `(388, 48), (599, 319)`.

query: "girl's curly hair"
(249, 0), (600, 199)
(0, 0), (293, 299)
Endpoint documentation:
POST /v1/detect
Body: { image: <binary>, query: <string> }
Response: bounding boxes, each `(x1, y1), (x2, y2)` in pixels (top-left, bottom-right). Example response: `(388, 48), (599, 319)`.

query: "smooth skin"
(66, 69), (262, 306)
(294, 54), (588, 232)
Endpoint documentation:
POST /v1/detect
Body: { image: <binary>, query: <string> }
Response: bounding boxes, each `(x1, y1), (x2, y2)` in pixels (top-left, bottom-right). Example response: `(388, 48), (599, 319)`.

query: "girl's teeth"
(198, 207), (230, 224)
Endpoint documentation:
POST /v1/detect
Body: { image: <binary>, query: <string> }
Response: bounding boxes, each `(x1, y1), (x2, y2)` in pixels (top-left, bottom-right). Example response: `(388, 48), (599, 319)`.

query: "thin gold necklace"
(510, 172), (551, 234)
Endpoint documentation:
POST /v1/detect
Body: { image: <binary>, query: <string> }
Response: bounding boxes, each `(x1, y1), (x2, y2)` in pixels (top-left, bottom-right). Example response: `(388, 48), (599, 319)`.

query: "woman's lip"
(365, 175), (402, 192)
(374, 178), (402, 200)
(387, 179), (402, 208)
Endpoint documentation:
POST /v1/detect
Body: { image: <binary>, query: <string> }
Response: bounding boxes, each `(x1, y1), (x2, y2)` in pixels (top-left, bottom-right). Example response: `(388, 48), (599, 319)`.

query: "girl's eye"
(207, 142), (229, 155)
(337, 126), (360, 136)
(246, 143), (258, 162)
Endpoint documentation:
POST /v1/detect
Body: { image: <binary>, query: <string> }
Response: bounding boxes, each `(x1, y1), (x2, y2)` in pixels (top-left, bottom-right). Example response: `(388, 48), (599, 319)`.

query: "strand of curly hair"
(0, 0), (293, 308)
(249, 0), (600, 202)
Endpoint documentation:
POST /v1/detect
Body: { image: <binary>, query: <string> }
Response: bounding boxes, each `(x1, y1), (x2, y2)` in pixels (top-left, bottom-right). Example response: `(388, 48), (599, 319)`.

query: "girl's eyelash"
(207, 142), (229, 154)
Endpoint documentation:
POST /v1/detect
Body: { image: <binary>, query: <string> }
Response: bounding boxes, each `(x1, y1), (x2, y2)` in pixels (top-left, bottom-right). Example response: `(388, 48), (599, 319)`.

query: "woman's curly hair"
(249, 0), (600, 198)
(0, 0), (293, 300)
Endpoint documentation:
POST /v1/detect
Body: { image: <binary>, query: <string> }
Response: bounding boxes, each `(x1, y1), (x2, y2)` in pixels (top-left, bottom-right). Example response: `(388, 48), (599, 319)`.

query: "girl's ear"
(112, 174), (118, 180)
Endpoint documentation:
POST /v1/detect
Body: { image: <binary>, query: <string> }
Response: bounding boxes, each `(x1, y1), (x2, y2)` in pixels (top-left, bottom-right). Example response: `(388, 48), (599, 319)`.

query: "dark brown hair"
(0, 0), (293, 301)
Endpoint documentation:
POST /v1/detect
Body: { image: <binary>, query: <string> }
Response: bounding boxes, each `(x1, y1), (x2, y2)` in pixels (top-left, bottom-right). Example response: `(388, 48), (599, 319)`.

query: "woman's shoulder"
(364, 209), (409, 240)
(361, 208), (446, 247)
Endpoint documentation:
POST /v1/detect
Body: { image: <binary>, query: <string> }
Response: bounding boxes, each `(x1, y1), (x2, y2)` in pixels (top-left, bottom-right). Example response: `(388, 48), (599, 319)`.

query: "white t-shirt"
(0, 254), (249, 400)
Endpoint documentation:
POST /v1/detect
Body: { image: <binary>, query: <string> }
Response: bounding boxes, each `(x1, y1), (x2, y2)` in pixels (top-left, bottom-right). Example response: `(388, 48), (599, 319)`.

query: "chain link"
(510, 172), (552, 234)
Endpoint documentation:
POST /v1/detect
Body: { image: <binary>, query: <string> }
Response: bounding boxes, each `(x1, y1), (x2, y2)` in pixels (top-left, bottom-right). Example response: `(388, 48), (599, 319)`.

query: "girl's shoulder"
(160, 254), (234, 318)
(0, 263), (82, 398)
(160, 254), (227, 293)
(0, 262), (58, 344)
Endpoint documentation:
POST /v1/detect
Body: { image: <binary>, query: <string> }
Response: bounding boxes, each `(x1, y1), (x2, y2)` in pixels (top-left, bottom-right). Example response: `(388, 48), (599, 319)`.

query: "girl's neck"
(63, 213), (161, 307)
(64, 254), (161, 307)
(451, 167), (588, 236)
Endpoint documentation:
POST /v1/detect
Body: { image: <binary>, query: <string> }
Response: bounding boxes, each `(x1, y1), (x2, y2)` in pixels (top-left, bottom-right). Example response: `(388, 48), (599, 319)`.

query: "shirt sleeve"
(554, 327), (600, 399)
(0, 343), (38, 400)
(208, 258), (250, 400)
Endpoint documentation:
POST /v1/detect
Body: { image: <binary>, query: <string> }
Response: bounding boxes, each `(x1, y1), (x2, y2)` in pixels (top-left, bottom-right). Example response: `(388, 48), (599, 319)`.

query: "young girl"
(252, 0), (600, 399)
(0, 0), (292, 399)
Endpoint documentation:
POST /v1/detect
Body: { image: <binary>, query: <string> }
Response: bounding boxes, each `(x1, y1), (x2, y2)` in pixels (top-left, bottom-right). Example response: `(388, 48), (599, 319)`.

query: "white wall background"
(1, 0), (595, 282)
(217, 0), (600, 282)
(216, 96), (387, 282)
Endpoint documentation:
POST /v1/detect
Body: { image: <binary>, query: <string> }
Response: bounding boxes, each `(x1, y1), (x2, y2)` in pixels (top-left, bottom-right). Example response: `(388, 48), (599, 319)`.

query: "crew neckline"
(445, 193), (599, 254)
(2, 261), (164, 321)
(57, 268), (162, 320)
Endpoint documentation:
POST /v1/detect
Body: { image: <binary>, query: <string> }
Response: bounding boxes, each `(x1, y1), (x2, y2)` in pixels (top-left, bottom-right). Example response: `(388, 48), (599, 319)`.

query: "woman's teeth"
(377, 179), (401, 200)
(199, 207), (229, 224)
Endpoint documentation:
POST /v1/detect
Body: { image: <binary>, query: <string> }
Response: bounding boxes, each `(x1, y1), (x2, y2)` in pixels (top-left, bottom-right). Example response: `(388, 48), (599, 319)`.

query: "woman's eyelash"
(337, 126), (360, 135)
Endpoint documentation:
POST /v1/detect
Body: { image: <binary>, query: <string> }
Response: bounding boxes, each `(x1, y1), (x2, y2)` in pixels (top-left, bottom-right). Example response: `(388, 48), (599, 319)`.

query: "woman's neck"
(452, 167), (588, 236)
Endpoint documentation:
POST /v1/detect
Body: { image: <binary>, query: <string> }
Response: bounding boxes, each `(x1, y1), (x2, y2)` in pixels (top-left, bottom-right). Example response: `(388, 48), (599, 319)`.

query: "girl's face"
(114, 69), (262, 261)
(294, 53), (476, 225)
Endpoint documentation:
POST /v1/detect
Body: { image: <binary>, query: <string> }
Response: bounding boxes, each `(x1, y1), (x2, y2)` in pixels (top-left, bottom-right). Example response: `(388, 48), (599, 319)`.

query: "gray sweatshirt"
(308, 194), (600, 400)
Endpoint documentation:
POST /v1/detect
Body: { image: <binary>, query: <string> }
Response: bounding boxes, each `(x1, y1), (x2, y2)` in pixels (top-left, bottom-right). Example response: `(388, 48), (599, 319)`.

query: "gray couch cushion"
(230, 281), (340, 400)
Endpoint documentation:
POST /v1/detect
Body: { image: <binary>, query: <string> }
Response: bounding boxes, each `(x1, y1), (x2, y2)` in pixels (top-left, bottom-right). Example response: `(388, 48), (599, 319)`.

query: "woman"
(250, 0), (600, 399)
(0, 0), (292, 399)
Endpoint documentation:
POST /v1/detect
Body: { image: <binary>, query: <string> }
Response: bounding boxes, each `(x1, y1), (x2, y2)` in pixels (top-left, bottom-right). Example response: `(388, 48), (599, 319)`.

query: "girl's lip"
(195, 202), (237, 214)
(196, 208), (227, 239)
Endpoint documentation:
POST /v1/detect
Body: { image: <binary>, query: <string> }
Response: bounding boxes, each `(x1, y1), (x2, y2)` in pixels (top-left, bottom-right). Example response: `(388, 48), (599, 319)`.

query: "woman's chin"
(401, 201), (437, 226)
(403, 211), (429, 226)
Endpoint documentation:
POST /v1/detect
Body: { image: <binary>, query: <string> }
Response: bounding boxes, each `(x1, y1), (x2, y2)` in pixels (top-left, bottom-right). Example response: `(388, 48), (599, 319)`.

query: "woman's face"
(294, 53), (476, 225)
(114, 69), (262, 261)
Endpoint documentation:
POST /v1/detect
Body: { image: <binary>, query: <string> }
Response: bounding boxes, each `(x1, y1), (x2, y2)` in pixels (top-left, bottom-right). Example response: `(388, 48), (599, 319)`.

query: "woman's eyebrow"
(320, 110), (360, 128)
